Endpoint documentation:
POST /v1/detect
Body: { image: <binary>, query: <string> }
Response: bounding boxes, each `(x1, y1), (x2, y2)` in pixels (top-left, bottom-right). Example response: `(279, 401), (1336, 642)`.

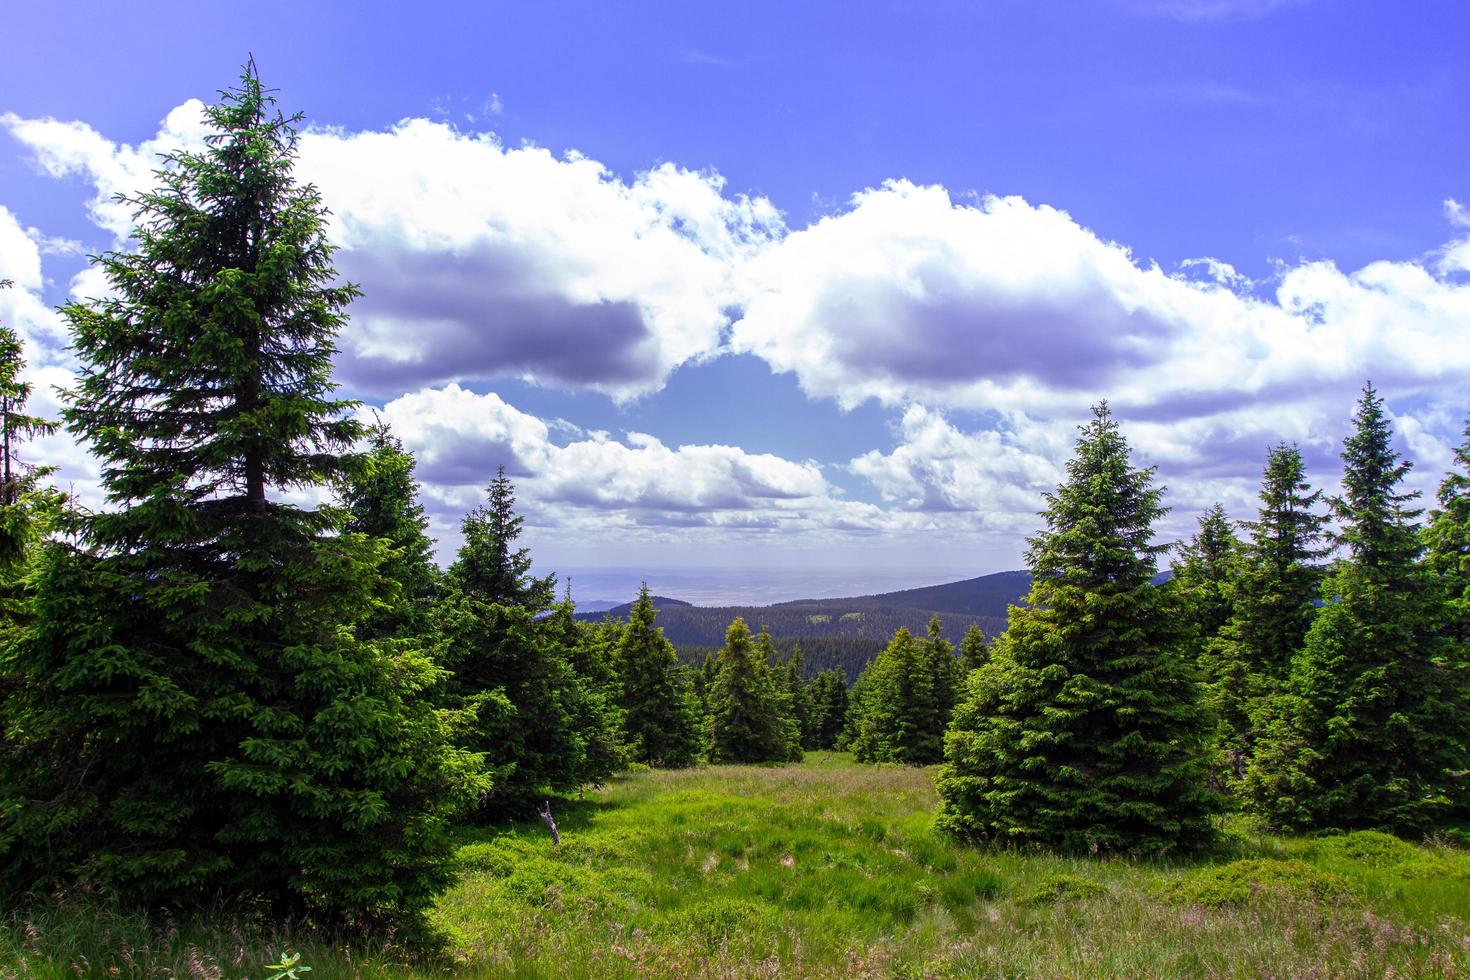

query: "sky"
(2, 0), (1469, 604)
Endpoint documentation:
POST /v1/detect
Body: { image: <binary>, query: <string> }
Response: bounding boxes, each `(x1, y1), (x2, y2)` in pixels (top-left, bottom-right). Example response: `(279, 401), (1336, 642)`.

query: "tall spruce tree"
(0, 67), (485, 928)
(448, 465), (554, 608)
(614, 585), (701, 767)
(936, 403), (1218, 854)
(1205, 444), (1327, 781)
(780, 644), (815, 748)
(705, 617), (801, 763)
(1247, 386), (1467, 832)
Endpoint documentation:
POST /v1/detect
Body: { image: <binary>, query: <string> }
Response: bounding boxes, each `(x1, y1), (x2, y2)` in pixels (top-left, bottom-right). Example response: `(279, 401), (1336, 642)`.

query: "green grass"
(5, 754), (1470, 978)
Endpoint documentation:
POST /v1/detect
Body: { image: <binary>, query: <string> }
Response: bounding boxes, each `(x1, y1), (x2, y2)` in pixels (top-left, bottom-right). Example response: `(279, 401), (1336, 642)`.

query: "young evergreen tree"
(848, 620), (958, 765)
(0, 67), (485, 928)
(958, 624), (990, 673)
(936, 403), (1218, 855)
(448, 465), (554, 608)
(1171, 503), (1240, 641)
(437, 474), (618, 805)
(614, 585), (702, 767)
(804, 668), (850, 750)
(1425, 416), (1470, 647)
(0, 280), (60, 576)
(780, 644), (815, 748)
(1246, 386), (1468, 832)
(1204, 444), (1327, 782)
(335, 419), (438, 639)
(705, 617), (801, 763)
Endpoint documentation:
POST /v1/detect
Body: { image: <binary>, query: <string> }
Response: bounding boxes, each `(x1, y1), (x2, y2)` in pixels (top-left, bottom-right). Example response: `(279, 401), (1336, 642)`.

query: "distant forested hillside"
(775, 569), (1033, 619)
(676, 635), (888, 683)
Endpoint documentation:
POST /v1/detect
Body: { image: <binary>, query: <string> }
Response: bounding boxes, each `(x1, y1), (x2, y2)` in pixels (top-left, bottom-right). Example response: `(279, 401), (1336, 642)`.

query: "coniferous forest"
(2, 67), (1469, 977)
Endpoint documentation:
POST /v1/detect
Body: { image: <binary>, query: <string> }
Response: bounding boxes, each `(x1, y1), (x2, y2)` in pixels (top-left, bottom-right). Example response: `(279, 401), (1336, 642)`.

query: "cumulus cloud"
(374, 383), (878, 540)
(7, 100), (1470, 565)
(3, 108), (783, 401)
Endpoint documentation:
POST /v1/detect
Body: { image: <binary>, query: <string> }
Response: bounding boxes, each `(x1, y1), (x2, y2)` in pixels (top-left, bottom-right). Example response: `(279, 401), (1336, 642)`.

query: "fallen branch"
(537, 800), (560, 845)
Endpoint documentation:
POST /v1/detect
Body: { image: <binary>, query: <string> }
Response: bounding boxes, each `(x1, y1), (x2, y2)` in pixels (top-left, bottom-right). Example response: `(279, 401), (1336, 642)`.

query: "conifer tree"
(614, 585), (701, 767)
(1425, 417), (1470, 647)
(958, 624), (990, 673)
(1171, 503), (1240, 640)
(1247, 386), (1467, 832)
(0, 67), (485, 928)
(1205, 444), (1327, 778)
(0, 280), (60, 576)
(848, 621), (958, 765)
(335, 419), (438, 638)
(437, 474), (618, 804)
(804, 668), (850, 750)
(780, 643), (815, 747)
(705, 617), (800, 763)
(936, 403), (1218, 854)
(448, 465), (555, 608)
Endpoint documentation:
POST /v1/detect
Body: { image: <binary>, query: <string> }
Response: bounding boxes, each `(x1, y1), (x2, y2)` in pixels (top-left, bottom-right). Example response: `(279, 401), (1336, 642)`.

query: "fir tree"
(705, 617), (800, 763)
(0, 280), (60, 576)
(1205, 444), (1327, 783)
(614, 585), (702, 767)
(958, 624), (990, 673)
(0, 66), (485, 928)
(848, 620), (958, 765)
(936, 403), (1218, 855)
(780, 644), (815, 748)
(804, 668), (850, 750)
(1247, 386), (1467, 832)
(1425, 416), (1470, 647)
(437, 475), (618, 805)
(1171, 503), (1240, 641)
(335, 419), (438, 638)
(447, 465), (555, 608)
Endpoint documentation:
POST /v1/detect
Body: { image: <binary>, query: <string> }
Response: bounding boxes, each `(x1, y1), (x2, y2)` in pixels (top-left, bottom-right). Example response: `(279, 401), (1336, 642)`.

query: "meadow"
(5, 754), (1469, 979)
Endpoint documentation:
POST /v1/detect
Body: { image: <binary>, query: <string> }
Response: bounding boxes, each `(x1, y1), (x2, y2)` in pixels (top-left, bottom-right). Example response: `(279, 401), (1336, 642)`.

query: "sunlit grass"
(5, 753), (1469, 977)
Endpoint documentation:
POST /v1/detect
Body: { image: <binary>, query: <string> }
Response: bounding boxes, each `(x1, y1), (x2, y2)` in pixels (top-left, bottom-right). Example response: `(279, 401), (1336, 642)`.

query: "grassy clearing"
(5, 754), (1469, 978)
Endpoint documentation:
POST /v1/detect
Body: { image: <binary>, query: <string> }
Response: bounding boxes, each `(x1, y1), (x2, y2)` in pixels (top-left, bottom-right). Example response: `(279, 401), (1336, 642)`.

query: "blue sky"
(2, 0), (1469, 602)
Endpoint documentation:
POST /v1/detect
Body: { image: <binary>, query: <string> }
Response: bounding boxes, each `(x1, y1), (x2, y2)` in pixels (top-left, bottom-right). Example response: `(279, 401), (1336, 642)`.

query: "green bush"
(1020, 873), (1107, 906)
(1167, 859), (1349, 908)
(1310, 830), (1419, 868)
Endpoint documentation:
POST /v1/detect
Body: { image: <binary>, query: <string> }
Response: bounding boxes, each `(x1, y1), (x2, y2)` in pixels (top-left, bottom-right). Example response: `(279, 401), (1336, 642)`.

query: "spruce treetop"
(0, 279), (59, 507)
(61, 61), (362, 546)
(1333, 383), (1422, 568)
(449, 465), (555, 608)
(1029, 401), (1167, 591)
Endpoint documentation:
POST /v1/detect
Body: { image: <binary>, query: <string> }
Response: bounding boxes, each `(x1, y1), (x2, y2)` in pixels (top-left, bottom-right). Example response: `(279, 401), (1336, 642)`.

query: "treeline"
(581, 600), (1002, 651)
(677, 635), (885, 683)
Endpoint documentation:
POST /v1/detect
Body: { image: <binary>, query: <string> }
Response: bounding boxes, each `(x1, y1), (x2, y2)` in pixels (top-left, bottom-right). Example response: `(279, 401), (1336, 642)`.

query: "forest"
(1, 67), (1468, 977)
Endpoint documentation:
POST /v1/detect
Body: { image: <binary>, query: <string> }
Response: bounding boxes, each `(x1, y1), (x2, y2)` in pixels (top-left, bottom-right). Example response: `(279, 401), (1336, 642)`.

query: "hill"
(775, 569), (1033, 619)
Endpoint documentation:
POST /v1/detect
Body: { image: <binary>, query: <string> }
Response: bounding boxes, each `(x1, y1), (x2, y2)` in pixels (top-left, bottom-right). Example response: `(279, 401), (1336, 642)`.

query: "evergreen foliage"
(335, 419), (438, 639)
(437, 474), (623, 805)
(613, 585), (702, 767)
(848, 618), (961, 765)
(936, 403), (1218, 854)
(0, 66), (485, 929)
(704, 618), (801, 763)
(1247, 386), (1467, 832)
(958, 624), (990, 673)
(1425, 417), (1470, 647)
(803, 668), (850, 750)
(779, 644), (815, 748)
(1205, 444), (1327, 782)
(1171, 503), (1240, 640)
(0, 280), (60, 577)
